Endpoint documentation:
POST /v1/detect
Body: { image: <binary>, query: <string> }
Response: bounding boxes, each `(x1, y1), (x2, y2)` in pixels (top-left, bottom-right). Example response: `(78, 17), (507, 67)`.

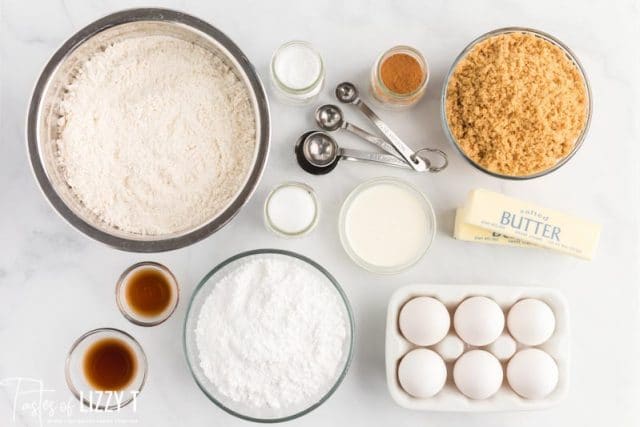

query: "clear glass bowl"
(339, 177), (436, 274)
(115, 261), (180, 327)
(263, 182), (319, 238)
(270, 41), (325, 105)
(65, 328), (148, 410)
(370, 45), (429, 109)
(441, 27), (592, 180)
(183, 249), (354, 423)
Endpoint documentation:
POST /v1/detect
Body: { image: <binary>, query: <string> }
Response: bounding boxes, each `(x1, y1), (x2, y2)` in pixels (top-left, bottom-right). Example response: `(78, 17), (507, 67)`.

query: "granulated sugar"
(195, 256), (348, 409)
(55, 35), (256, 235)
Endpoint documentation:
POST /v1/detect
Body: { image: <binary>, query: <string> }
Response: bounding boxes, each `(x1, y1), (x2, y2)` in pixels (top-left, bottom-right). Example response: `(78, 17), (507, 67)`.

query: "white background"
(1, 0), (639, 426)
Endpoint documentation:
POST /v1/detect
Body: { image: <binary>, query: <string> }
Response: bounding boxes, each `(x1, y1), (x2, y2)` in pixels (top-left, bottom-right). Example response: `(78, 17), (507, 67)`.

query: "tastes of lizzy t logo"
(1, 377), (139, 426)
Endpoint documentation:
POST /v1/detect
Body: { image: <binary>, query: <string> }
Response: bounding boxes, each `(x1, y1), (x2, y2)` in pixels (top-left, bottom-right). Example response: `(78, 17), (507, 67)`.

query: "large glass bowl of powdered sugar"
(183, 249), (354, 422)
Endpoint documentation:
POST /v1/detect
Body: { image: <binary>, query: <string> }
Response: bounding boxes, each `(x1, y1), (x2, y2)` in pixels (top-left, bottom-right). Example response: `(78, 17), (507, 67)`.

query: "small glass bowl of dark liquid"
(116, 262), (179, 327)
(65, 328), (147, 410)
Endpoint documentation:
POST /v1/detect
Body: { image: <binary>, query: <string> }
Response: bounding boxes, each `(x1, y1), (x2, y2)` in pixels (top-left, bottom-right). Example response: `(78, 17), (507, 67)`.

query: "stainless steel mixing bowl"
(27, 8), (270, 252)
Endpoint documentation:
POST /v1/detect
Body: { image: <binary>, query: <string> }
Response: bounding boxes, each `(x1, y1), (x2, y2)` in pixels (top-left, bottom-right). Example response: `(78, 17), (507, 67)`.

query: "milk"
(342, 181), (432, 271)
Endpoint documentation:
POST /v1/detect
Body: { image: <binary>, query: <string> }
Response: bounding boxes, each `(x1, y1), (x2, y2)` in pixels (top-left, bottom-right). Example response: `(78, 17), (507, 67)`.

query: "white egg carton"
(385, 284), (569, 412)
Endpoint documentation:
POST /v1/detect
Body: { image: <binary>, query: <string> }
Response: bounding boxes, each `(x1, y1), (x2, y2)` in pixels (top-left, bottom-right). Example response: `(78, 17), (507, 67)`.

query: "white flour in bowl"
(195, 256), (349, 410)
(55, 35), (256, 235)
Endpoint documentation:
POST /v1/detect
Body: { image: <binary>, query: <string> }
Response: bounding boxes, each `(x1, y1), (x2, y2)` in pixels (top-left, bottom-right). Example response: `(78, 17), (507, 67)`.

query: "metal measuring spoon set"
(295, 82), (448, 175)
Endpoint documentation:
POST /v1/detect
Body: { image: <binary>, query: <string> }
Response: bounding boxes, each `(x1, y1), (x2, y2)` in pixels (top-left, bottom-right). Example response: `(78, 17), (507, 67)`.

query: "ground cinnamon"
(380, 53), (424, 94)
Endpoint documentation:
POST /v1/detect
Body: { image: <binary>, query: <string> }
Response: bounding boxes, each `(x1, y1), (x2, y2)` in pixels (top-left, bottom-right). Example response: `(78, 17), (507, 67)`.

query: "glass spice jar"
(270, 40), (325, 105)
(370, 46), (429, 109)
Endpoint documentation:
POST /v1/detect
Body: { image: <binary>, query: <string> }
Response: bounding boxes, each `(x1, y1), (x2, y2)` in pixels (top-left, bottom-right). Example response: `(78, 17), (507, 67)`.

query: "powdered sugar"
(55, 35), (256, 235)
(194, 255), (348, 409)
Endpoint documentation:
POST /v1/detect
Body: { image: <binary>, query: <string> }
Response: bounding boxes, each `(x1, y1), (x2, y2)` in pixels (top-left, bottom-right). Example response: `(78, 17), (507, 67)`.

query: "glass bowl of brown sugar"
(441, 27), (592, 179)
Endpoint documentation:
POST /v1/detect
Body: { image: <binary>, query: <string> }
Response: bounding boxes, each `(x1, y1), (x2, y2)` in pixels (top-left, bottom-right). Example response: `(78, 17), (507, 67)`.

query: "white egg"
(454, 296), (505, 346)
(487, 333), (517, 361)
(399, 297), (450, 346)
(507, 349), (559, 399)
(453, 350), (503, 399)
(507, 298), (556, 346)
(433, 334), (465, 362)
(398, 348), (447, 398)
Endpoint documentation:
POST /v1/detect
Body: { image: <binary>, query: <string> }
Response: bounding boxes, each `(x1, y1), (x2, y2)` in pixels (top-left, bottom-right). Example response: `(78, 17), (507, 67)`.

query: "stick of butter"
(460, 189), (601, 260)
(454, 208), (537, 248)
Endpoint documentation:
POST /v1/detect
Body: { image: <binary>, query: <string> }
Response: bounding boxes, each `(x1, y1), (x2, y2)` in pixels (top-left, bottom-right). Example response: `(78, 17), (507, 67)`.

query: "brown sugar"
(445, 32), (588, 176)
(381, 53), (424, 95)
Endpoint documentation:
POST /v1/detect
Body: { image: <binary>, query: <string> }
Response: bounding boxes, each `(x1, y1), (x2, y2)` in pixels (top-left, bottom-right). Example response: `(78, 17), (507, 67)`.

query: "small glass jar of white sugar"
(270, 41), (325, 104)
(264, 182), (319, 237)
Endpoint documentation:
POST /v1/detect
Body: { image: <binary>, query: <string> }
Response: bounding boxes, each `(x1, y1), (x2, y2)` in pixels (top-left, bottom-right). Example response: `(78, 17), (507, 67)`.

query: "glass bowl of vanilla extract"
(116, 262), (180, 327)
(65, 328), (147, 410)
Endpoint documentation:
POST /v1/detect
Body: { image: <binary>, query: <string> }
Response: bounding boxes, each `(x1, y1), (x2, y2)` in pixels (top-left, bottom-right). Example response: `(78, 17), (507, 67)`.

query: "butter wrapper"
(461, 189), (601, 260)
(454, 208), (536, 248)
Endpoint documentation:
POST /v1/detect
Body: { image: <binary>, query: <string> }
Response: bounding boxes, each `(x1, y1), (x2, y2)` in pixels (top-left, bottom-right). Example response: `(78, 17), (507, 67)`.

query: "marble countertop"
(1, 0), (639, 426)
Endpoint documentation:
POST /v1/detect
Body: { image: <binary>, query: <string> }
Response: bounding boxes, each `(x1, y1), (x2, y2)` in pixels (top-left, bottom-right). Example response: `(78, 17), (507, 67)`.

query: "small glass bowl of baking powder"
(270, 41), (325, 104)
(264, 182), (319, 238)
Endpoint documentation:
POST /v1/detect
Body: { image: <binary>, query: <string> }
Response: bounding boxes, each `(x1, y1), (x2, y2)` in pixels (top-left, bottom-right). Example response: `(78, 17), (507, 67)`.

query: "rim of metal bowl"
(440, 27), (592, 180)
(26, 8), (270, 252)
(182, 249), (355, 423)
